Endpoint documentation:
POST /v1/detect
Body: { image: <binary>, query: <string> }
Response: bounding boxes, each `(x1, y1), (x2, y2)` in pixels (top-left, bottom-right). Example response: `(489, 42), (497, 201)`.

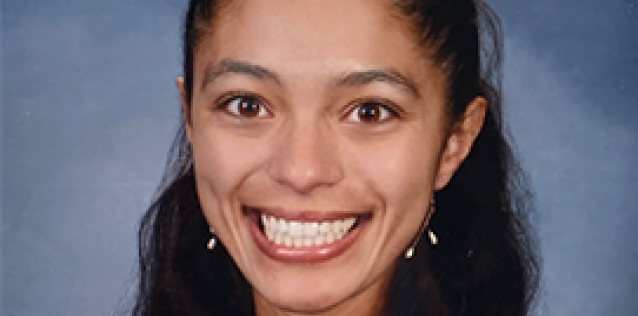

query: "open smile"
(243, 206), (371, 263)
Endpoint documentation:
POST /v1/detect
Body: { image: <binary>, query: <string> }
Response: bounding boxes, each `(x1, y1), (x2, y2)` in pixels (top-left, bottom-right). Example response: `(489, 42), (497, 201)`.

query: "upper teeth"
(261, 214), (357, 247)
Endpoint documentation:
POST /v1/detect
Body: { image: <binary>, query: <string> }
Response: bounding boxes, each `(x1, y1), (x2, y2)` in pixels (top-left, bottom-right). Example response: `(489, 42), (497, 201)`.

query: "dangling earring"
(206, 227), (216, 251)
(405, 198), (437, 259)
(428, 229), (438, 246)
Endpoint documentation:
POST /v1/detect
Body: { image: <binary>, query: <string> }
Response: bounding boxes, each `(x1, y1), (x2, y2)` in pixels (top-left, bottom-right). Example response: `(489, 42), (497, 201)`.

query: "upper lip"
(243, 205), (371, 221)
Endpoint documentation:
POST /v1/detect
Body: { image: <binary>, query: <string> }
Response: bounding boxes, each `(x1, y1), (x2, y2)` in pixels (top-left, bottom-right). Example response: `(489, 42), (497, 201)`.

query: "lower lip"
(249, 215), (363, 264)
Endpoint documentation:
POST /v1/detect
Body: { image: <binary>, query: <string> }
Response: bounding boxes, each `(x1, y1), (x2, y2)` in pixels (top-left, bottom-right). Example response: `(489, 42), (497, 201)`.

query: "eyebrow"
(201, 59), (420, 98)
(335, 69), (421, 98)
(201, 59), (281, 91)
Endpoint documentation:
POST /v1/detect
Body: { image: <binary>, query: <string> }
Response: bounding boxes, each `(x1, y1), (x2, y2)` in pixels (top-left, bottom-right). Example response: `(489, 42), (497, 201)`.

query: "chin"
(254, 277), (357, 314)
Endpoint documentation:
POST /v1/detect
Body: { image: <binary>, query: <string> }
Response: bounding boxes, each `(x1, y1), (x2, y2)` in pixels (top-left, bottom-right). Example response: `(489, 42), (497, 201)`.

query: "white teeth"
(261, 214), (358, 247)
(331, 220), (342, 234)
(319, 222), (330, 233)
(326, 232), (335, 244)
(265, 228), (274, 241)
(304, 238), (313, 247)
(303, 222), (319, 237)
(278, 218), (287, 233)
(289, 221), (302, 237)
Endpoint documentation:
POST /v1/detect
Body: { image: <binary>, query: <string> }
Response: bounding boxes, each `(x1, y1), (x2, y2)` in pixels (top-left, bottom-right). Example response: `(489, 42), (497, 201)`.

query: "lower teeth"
(266, 230), (347, 247)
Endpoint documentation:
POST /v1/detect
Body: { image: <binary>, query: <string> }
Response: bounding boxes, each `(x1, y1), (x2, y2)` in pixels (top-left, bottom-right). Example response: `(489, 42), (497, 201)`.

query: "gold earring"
(405, 199), (436, 259)
(207, 227), (216, 251)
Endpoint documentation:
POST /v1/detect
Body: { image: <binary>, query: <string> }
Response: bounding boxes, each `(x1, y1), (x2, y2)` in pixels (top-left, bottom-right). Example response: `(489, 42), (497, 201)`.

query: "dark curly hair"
(132, 1), (540, 315)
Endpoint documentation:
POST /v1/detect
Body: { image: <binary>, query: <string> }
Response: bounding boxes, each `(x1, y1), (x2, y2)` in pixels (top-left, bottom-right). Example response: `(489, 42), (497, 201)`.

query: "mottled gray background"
(2, 0), (637, 315)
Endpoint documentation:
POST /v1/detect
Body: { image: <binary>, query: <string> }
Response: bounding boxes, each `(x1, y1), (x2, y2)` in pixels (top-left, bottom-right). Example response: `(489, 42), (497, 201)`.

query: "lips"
(244, 206), (368, 263)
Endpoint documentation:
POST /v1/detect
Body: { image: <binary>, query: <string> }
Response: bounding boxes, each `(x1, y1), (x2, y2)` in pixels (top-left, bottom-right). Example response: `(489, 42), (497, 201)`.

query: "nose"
(267, 120), (343, 194)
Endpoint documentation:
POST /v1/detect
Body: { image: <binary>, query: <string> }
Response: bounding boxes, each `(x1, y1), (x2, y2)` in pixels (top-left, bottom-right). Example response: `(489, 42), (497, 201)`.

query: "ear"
(175, 77), (193, 142)
(434, 97), (486, 190)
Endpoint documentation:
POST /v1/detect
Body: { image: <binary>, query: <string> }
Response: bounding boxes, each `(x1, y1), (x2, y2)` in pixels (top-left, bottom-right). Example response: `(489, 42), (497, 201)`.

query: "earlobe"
(175, 77), (193, 141)
(434, 97), (487, 190)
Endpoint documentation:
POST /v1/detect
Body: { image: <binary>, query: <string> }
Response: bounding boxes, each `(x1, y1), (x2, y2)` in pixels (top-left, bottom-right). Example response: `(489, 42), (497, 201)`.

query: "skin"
(178, 0), (485, 315)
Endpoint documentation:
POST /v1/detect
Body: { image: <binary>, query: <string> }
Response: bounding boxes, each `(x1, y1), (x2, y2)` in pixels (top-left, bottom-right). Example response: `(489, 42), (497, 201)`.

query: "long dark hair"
(132, 1), (540, 315)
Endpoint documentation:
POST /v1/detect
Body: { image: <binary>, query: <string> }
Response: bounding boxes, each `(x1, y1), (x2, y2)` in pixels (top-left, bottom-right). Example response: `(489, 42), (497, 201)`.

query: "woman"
(133, 0), (539, 315)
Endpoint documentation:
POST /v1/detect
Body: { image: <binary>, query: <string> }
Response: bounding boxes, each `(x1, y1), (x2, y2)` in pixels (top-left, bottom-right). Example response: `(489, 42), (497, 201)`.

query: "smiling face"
(180, 0), (484, 315)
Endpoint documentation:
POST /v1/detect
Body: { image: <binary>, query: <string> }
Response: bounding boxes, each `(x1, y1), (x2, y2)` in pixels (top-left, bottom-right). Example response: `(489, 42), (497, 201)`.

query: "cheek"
(190, 127), (266, 215)
(352, 133), (441, 207)
(348, 130), (442, 234)
(377, 151), (435, 234)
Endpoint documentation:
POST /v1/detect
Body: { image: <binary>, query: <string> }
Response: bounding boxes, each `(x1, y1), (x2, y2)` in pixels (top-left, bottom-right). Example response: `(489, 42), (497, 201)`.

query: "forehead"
(195, 0), (429, 76)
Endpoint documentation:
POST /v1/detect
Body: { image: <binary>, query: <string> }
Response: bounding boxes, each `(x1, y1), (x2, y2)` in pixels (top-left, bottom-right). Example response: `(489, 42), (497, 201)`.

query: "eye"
(218, 94), (271, 118)
(345, 101), (397, 124)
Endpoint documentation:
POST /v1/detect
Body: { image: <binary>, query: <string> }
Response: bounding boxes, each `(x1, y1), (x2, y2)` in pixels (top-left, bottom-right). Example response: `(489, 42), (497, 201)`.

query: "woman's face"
(181, 0), (483, 314)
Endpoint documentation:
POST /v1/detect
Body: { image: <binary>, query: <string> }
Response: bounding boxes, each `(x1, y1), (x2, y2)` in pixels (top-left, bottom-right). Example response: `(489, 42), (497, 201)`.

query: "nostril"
(268, 158), (345, 194)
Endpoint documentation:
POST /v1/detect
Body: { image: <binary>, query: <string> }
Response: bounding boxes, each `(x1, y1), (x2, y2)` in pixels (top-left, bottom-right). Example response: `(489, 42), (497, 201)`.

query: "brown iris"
(356, 103), (383, 123)
(237, 96), (262, 118)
